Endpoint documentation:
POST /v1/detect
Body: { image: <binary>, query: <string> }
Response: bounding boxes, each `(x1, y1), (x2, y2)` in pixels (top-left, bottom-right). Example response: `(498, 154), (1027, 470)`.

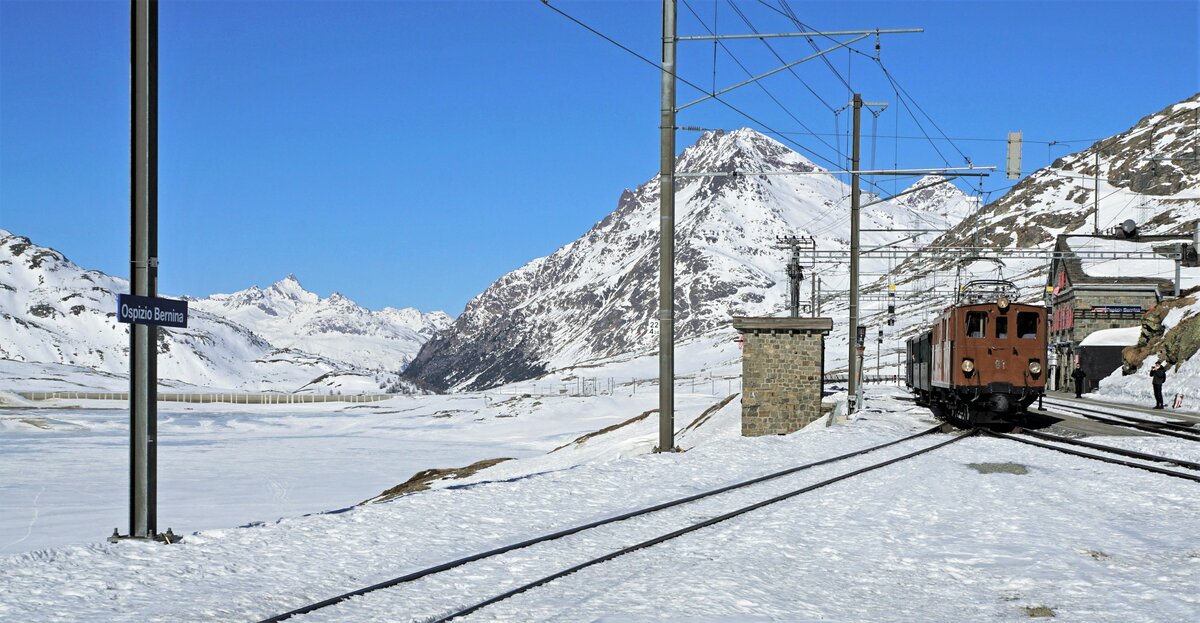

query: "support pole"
(129, 0), (158, 539)
(1094, 150), (1100, 235)
(658, 0), (677, 452)
(848, 94), (863, 413)
(1176, 247), (1182, 297)
(810, 271), (817, 317)
(787, 248), (802, 317)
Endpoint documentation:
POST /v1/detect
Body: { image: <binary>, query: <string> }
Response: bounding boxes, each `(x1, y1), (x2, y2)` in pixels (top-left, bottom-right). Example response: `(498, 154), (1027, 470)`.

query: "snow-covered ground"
(0, 383), (732, 555)
(1094, 296), (1200, 408)
(2, 383), (1198, 622)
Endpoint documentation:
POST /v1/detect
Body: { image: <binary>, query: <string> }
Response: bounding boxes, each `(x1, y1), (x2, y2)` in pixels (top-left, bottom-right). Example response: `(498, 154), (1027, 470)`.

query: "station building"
(1045, 233), (1195, 393)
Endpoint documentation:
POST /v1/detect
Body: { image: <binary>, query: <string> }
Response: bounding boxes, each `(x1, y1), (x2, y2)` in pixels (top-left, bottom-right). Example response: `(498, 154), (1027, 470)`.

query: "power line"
(539, 0), (846, 171)
(766, 0), (857, 93)
(542, 1), (974, 229)
(877, 61), (972, 166)
(772, 131), (1104, 145)
(725, 0), (836, 113)
(879, 65), (952, 167)
(679, 0), (842, 165)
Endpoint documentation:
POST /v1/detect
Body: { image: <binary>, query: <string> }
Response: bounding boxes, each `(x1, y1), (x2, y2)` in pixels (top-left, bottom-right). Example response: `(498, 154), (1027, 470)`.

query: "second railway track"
(1038, 397), (1200, 441)
(257, 426), (971, 622)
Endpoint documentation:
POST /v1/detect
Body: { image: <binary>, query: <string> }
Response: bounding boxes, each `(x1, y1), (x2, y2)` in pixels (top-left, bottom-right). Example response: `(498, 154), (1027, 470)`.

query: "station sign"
(1088, 305), (1143, 315)
(117, 294), (189, 328)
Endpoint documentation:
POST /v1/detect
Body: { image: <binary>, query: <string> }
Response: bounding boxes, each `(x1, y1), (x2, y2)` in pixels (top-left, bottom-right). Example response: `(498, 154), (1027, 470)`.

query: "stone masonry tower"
(733, 316), (833, 436)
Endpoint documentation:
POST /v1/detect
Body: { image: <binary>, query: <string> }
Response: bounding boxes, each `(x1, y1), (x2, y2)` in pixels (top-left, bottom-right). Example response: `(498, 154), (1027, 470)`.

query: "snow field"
(0, 385), (734, 554)
(2, 386), (1198, 622)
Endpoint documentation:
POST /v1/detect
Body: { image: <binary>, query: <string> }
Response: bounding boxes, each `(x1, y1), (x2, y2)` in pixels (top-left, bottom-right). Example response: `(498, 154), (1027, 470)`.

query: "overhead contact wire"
(537, 0), (845, 170)
(680, 0), (842, 164)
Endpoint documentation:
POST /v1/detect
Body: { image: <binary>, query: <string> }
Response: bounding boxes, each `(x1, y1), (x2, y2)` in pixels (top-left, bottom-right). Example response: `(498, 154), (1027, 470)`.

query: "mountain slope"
(889, 93), (1200, 296)
(848, 92), (1200, 351)
(0, 231), (447, 392)
(404, 129), (976, 391)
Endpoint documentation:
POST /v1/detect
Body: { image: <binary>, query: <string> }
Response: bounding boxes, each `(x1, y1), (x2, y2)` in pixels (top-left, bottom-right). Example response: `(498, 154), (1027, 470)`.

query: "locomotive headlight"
(961, 359), (975, 374)
(997, 296), (1011, 310)
(1029, 361), (1042, 375)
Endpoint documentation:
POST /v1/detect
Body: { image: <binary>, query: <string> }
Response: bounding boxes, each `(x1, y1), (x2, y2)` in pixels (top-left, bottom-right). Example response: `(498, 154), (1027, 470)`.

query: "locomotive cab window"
(996, 316), (1009, 339)
(1017, 312), (1040, 338)
(966, 312), (987, 338)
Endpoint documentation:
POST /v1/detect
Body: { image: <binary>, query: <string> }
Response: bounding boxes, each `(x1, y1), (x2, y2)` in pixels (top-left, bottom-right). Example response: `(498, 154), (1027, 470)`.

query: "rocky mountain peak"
(1, 229), (449, 390)
(403, 126), (976, 392)
(677, 128), (821, 178)
(267, 274), (317, 304)
(894, 175), (979, 222)
(891, 92), (1200, 304)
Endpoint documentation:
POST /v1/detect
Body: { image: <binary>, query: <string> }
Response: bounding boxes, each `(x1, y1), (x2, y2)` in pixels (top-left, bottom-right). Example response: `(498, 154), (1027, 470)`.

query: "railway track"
(985, 429), (1200, 483)
(1038, 398), (1200, 441)
(258, 426), (971, 622)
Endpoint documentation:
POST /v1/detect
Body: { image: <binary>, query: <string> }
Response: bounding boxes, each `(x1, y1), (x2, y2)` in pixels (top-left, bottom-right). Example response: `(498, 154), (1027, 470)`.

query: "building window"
(1018, 312), (1040, 339)
(966, 312), (987, 338)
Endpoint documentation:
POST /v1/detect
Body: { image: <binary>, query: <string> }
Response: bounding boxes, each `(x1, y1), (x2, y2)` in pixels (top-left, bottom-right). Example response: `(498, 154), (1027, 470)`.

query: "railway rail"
(1038, 398), (1200, 442)
(1016, 428), (1200, 472)
(985, 430), (1200, 484)
(258, 426), (970, 622)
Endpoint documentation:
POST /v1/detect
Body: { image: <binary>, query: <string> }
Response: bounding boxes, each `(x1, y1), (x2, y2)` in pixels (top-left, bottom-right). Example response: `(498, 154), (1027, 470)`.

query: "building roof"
(732, 316), (834, 334)
(1047, 234), (1181, 291)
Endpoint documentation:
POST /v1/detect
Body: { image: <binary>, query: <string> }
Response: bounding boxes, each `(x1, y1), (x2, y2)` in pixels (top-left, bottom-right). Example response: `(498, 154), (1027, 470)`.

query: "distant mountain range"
(6, 94), (1196, 394)
(0, 233), (449, 393)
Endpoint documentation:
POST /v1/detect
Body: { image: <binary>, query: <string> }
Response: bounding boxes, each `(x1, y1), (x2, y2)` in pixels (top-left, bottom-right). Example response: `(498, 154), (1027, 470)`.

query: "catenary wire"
(680, 0), (843, 165)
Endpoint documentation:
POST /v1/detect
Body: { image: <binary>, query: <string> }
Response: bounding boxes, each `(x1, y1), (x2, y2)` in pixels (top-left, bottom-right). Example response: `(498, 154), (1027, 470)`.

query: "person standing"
(1071, 363), (1087, 399)
(1150, 361), (1167, 409)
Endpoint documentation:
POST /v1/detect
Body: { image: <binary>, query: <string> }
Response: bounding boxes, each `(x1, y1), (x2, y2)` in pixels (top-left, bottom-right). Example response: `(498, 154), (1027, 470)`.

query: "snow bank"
(1079, 326), (1141, 347)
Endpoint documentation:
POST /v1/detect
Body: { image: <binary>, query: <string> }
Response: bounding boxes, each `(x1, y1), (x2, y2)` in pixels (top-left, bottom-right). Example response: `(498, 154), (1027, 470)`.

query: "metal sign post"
(124, 0), (160, 542)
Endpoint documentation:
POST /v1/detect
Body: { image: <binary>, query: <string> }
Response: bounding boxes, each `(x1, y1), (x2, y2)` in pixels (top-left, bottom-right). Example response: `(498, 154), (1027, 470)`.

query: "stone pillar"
(733, 316), (834, 436)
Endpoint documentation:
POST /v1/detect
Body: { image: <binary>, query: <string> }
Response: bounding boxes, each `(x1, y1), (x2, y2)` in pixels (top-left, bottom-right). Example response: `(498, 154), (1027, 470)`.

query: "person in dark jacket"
(1071, 363), (1087, 398)
(1150, 361), (1167, 409)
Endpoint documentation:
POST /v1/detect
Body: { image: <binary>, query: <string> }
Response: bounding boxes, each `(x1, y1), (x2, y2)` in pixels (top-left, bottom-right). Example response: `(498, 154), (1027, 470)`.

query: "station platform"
(1045, 393), (1200, 425)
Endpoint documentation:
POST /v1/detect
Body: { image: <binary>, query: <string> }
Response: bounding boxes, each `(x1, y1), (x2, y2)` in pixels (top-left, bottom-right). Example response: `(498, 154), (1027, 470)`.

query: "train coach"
(906, 280), (1047, 425)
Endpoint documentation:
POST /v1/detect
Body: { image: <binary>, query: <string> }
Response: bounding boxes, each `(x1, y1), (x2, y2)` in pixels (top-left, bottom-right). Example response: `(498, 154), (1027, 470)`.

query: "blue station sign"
(117, 294), (189, 328)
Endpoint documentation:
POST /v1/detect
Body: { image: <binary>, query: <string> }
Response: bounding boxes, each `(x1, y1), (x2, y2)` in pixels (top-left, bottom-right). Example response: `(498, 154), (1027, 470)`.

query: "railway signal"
(887, 284), (896, 325)
(776, 235), (815, 318)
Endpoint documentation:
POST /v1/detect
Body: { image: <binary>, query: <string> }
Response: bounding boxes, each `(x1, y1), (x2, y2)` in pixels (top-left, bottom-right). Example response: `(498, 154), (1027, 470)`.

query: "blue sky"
(1, 0), (1196, 314)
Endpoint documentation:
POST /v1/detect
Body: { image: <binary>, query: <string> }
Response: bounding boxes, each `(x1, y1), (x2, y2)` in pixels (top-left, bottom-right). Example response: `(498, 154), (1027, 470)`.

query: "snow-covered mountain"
(404, 128), (977, 391)
(882, 92), (1200, 333)
(893, 174), (979, 224)
(0, 231), (448, 392)
(915, 93), (1199, 260)
(190, 275), (450, 375)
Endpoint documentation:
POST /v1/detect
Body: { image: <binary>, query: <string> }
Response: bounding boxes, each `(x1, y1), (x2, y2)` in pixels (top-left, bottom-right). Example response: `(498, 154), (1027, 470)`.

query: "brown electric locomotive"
(906, 280), (1047, 425)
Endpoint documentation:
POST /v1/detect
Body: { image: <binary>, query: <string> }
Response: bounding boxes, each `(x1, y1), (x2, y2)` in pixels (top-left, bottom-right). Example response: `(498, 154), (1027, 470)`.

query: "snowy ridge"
(895, 93), (1200, 280)
(867, 93), (1200, 346)
(0, 231), (448, 393)
(191, 275), (451, 374)
(405, 129), (974, 390)
(893, 174), (979, 223)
